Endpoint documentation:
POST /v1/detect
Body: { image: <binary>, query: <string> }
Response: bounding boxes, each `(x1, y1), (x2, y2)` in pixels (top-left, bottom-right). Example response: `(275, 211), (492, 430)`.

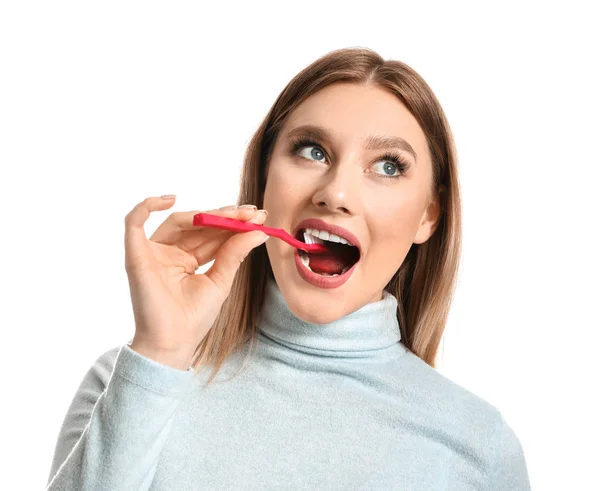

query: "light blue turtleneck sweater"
(46, 277), (531, 490)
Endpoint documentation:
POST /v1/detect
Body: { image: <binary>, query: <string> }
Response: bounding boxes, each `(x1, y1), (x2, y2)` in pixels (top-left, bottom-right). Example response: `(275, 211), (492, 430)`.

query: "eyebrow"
(284, 124), (418, 164)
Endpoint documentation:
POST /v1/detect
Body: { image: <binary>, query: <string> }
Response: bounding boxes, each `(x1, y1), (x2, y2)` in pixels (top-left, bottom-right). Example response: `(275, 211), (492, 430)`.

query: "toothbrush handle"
(192, 213), (281, 236)
(192, 213), (328, 254)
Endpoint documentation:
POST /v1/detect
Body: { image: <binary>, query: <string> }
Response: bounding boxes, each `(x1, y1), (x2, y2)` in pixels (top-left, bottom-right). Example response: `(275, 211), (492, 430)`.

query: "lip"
(293, 218), (362, 256)
(294, 248), (358, 289)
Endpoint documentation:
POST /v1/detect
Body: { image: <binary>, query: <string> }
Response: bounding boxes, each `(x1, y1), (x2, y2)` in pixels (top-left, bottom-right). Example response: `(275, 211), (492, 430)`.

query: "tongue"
(308, 242), (356, 275)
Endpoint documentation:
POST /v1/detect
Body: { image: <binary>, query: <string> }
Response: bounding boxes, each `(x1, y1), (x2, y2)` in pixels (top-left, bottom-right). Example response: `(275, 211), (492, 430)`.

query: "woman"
(46, 48), (531, 490)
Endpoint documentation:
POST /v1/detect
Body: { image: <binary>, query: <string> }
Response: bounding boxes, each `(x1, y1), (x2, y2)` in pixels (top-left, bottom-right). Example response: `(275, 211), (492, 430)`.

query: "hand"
(124, 196), (269, 369)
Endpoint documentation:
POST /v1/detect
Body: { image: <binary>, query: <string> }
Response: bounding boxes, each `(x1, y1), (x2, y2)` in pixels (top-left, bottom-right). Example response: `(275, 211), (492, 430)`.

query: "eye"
(370, 153), (410, 179)
(298, 145), (326, 163)
(290, 137), (410, 180)
(372, 160), (402, 178)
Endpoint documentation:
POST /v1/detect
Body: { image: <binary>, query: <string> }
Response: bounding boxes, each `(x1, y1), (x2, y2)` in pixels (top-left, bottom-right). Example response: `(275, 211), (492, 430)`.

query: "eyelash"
(289, 137), (410, 179)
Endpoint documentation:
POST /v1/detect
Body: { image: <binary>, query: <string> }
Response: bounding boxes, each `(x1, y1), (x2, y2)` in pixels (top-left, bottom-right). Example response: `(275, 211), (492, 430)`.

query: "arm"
(487, 413), (532, 490)
(46, 341), (195, 491)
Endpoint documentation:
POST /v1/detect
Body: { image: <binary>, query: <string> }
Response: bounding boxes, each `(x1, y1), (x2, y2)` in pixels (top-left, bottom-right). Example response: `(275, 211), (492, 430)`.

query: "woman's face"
(262, 82), (440, 324)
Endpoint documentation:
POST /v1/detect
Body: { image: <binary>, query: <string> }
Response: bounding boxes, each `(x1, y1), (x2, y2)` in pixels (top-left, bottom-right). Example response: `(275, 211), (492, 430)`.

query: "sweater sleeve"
(487, 412), (532, 490)
(46, 341), (195, 491)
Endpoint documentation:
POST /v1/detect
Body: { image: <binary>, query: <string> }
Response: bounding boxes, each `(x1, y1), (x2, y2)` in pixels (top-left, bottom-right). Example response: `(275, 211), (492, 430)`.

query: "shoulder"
(395, 348), (531, 487)
(397, 347), (502, 421)
(390, 348), (507, 446)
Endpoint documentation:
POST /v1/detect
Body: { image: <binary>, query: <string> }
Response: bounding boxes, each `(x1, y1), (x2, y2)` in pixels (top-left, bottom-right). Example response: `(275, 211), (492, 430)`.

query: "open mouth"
(295, 229), (361, 277)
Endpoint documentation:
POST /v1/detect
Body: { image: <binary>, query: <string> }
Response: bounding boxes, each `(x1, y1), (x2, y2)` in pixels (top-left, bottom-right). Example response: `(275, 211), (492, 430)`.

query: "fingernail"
(239, 204), (257, 210)
(161, 194), (176, 200)
(258, 209), (268, 217)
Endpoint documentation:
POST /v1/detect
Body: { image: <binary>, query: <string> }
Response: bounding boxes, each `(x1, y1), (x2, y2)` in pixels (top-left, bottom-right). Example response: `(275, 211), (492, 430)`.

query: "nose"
(311, 161), (359, 215)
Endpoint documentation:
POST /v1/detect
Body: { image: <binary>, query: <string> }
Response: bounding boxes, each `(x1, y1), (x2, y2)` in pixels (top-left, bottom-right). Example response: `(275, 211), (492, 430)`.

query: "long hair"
(190, 48), (462, 385)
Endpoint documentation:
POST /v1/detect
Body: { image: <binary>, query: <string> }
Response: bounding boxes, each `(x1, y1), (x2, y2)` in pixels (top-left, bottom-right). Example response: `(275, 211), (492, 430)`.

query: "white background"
(1, 1), (598, 489)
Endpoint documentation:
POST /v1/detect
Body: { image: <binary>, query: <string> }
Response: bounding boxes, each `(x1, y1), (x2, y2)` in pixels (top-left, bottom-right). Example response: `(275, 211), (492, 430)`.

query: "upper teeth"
(302, 228), (351, 245)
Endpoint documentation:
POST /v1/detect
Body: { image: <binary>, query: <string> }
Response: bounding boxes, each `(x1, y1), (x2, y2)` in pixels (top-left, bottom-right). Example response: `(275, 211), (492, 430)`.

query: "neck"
(258, 277), (402, 359)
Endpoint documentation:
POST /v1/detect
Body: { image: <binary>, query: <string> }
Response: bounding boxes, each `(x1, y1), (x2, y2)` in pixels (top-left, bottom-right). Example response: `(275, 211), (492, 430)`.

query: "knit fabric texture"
(46, 277), (531, 490)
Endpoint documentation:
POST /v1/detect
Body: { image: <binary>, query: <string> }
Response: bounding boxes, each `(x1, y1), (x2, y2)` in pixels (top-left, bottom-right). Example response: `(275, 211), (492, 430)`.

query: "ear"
(413, 186), (445, 245)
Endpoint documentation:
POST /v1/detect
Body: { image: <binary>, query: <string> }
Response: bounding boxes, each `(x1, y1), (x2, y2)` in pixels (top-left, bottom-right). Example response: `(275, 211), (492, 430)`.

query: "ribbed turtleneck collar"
(257, 277), (402, 358)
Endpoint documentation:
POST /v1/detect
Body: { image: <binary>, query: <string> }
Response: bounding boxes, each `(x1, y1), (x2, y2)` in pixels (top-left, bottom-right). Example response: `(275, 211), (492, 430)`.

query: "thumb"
(204, 230), (269, 297)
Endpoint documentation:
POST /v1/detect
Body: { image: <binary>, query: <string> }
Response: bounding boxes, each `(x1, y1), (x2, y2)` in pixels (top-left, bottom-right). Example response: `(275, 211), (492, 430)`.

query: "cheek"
(369, 199), (424, 247)
(264, 164), (286, 205)
(265, 160), (308, 205)
(263, 162), (304, 228)
(366, 209), (419, 272)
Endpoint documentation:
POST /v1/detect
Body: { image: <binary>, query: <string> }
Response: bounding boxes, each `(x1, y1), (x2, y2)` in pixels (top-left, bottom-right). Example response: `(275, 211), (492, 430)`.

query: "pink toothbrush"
(192, 213), (329, 254)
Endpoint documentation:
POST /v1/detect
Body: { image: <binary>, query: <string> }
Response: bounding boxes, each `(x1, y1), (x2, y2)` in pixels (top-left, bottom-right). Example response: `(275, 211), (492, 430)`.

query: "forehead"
(281, 82), (427, 155)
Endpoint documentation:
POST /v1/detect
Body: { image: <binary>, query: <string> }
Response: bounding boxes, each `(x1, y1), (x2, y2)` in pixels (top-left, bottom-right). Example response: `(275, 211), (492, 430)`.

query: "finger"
(188, 209), (268, 265)
(149, 206), (260, 245)
(125, 195), (176, 271)
(203, 229), (269, 298)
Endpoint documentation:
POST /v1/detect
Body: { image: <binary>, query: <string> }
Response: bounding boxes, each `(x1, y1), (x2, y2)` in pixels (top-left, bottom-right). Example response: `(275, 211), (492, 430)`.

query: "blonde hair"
(190, 48), (462, 385)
